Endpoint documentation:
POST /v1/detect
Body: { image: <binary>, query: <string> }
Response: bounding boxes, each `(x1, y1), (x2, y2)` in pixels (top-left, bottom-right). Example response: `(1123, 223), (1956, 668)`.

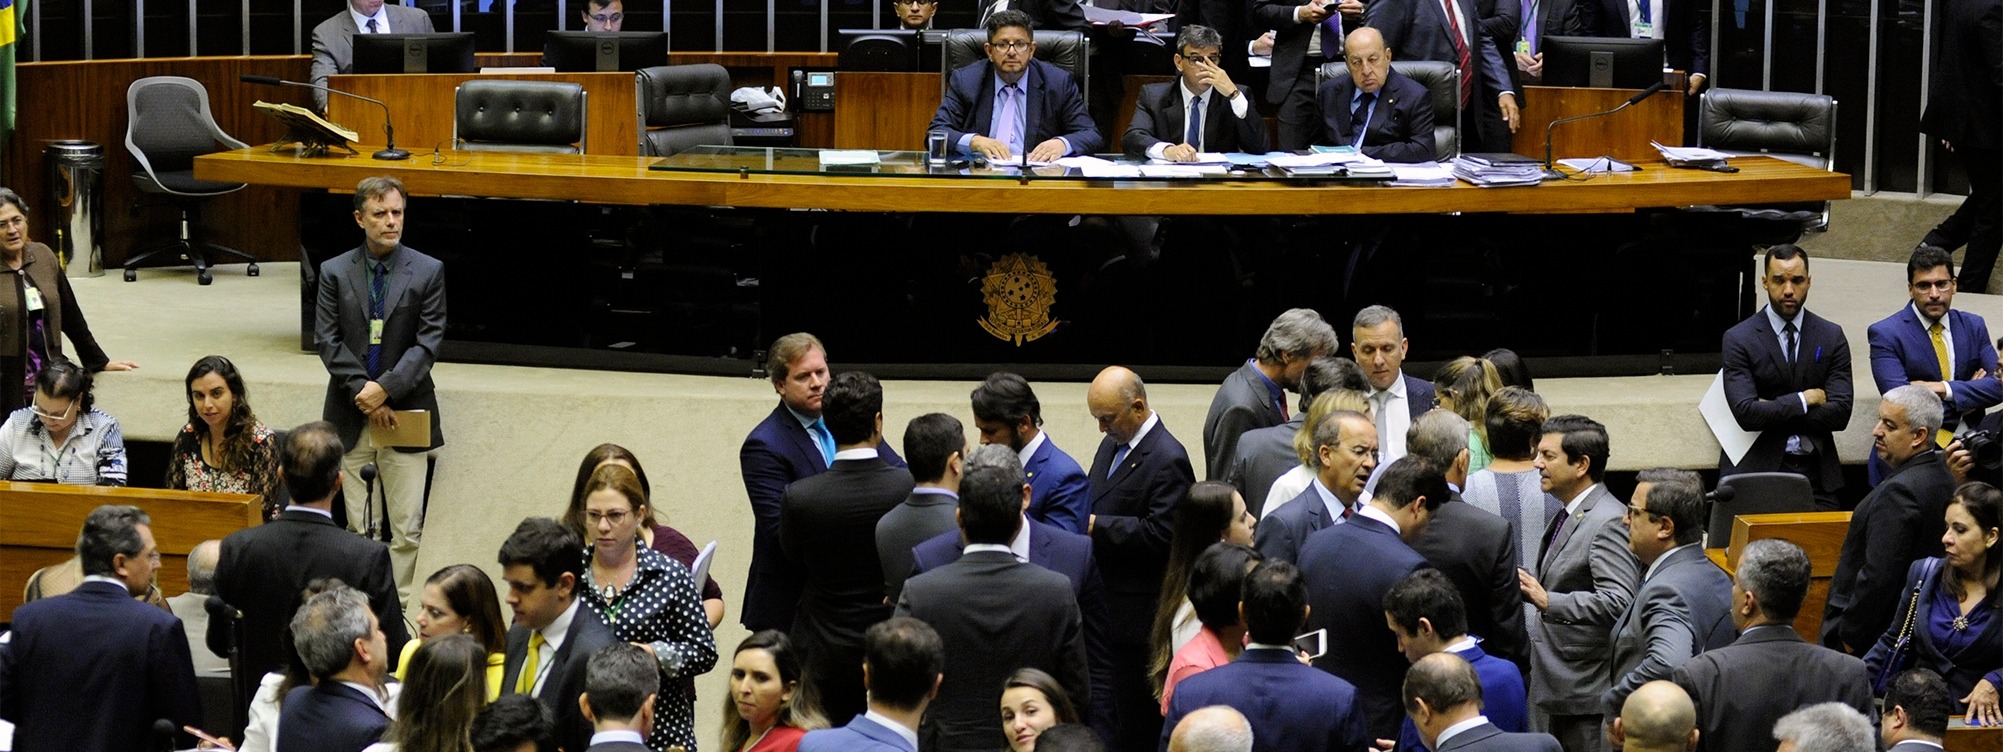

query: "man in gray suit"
(318, 175), (446, 607)
(1404, 653), (1562, 752)
(1602, 470), (1734, 722)
(876, 413), (966, 602)
(308, 0), (437, 111)
(1673, 539), (1874, 752)
(1255, 410), (1375, 564)
(1880, 670), (1954, 752)
(1406, 410), (1529, 674)
(1223, 357), (1367, 515)
(1203, 308), (1337, 480)
(1514, 414), (1637, 752)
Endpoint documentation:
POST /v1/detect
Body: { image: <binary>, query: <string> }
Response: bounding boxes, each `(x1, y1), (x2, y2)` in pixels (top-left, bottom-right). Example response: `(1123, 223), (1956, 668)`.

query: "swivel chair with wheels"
(123, 75), (258, 285)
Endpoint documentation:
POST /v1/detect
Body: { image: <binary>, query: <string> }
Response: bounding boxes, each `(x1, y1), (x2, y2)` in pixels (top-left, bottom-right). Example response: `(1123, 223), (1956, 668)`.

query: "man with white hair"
(1168, 706), (1254, 752)
(1772, 703), (1876, 752)
(1822, 384), (1959, 654)
(1205, 308), (1338, 479)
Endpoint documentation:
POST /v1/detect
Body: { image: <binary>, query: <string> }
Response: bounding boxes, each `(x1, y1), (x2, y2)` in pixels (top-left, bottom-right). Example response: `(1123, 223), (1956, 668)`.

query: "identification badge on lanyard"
(370, 318), (385, 345)
(1634, 20), (1653, 36)
(22, 287), (43, 313)
(1516, 38), (1531, 54)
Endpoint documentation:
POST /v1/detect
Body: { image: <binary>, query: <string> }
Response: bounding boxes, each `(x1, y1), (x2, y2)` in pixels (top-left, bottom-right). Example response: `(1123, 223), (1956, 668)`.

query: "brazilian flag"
(0, 0), (18, 151)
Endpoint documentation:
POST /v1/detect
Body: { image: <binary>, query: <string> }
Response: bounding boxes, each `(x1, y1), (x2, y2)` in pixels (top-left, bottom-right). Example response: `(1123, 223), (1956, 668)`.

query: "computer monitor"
(838, 28), (919, 72)
(351, 32), (478, 74)
(544, 31), (669, 72)
(1541, 36), (1666, 89)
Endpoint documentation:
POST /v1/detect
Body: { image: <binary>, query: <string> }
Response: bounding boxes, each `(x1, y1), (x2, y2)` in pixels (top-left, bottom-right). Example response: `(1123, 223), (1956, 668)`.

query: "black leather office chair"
(123, 75), (256, 285)
(453, 79), (589, 153)
(1697, 88), (1839, 232)
(938, 29), (1090, 102)
(635, 64), (734, 157)
(1705, 471), (1818, 548)
(1316, 60), (1461, 160)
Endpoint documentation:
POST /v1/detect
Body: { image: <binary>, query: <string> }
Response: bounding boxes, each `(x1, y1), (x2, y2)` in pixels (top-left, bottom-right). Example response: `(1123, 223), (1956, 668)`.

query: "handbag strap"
(1895, 558), (1943, 646)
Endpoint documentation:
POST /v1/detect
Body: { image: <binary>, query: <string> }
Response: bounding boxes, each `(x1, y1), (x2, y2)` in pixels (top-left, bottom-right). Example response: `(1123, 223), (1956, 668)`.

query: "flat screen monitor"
(544, 31), (669, 72)
(838, 28), (919, 71)
(1541, 36), (1665, 89)
(351, 33), (478, 74)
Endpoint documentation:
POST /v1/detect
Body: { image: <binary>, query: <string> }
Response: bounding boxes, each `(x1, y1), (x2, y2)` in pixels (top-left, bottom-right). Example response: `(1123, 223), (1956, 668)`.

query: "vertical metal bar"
(452, 0), (461, 32)
(241, 0), (250, 55)
(134, 0), (145, 57)
(505, 0), (514, 52)
(1760, 0), (1772, 89)
(819, 0), (827, 51)
(715, 0), (725, 52)
(767, 0), (775, 52)
(1862, 0), (1879, 192)
(1709, 0), (1721, 88)
(873, 0), (880, 27)
(558, 0), (567, 29)
(188, 0), (197, 55)
(1813, 0), (1824, 93)
(294, 0), (303, 54)
(1916, 0), (1933, 197)
(28, 0), (40, 61)
(84, 0), (94, 58)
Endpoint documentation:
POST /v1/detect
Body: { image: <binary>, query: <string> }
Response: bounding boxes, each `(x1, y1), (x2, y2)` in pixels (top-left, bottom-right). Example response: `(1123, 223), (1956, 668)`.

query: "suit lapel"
(380, 248), (414, 317)
(1166, 87), (1188, 146)
(782, 409), (829, 473)
(1024, 62), (1045, 144)
(1104, 428), (1152, 489)
(1026, 439), (1050, 485)
(1542, 487), (1604, 574)
(975, 66), (998, 136)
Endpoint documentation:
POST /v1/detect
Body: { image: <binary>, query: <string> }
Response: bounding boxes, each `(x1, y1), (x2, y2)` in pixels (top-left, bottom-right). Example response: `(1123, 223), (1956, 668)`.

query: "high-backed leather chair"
(123, 75), (256, 285)
(938, 29), (1090, 101)
(1317, 60), (1461, 159)
(453, 79), (588, 153)
(1698, 88), (1839, 231)
(635, 64), (734, 157)
(1705, 472), (1818, 548)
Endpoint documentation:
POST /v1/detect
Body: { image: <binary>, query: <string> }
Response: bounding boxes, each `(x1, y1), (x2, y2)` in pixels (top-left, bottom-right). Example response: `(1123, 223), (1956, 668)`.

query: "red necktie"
(1443, 0), (1475, 105)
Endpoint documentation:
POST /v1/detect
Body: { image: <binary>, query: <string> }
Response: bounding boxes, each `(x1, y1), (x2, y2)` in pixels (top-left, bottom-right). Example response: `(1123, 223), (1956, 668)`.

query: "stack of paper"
(1451, 153), (1544, 187)
(1652, 141), (1732, 169)
(1388, 162), (1456, 187)
(1268, 150), (1387, 176)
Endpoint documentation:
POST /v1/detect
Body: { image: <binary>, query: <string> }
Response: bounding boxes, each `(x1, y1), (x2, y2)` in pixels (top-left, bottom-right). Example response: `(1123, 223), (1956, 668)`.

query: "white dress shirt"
(1368, 373), (1412, 464)
(1146, 80), (1250, 159)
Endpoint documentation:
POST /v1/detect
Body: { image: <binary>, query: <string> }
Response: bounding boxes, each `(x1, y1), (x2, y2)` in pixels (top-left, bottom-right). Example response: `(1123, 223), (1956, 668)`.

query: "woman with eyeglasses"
(571, 462), (719, 752)
(568, 443), (727, 628)
(0, 188), (137, 411)
(167, 355), (283, 519)
(0, 359), (127, 485)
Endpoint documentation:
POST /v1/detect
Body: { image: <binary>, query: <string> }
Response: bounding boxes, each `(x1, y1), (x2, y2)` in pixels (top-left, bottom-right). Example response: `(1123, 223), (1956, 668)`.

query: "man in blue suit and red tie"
(971, 372), (1091, 534)
(799, 617), (944, 752)
(1867, 245), (2001, 483)
(928, 10), (1104, 164)
(739, 332), (904, 633)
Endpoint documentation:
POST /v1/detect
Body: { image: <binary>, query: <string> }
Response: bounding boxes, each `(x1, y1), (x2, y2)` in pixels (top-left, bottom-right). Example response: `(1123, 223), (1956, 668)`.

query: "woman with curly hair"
(167, 355), (280, 518)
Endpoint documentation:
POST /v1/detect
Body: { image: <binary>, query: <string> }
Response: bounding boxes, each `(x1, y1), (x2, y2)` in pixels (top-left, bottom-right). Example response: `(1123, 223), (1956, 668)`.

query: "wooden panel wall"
(330, 71), (642, 156)
(1512, 85), (1686, 163)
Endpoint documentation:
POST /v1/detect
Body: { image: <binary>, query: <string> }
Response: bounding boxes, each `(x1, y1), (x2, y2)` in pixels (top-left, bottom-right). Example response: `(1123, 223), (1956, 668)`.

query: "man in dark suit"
(277, 586), (394, 752)
(1384, 569), (1531, 752)
(897, 452), (1090, 752)
(1299, 456), (1448, 740)
(1673, 539), (1875, 752)
(1311, 28), (1440, 162)
(1719, 244), (1855, 509)
(1405, 410), (1529, 674)
(1915, 0), (2001, 292)
(1203, 308), (1336, 481)
(1163, 561), (1370, 752)
(1123, 25), (1273, 162)
(579, 643), (658, 752)
(1603, 470), (1735, 720)
(800, 618), (944, 752)
(781, 370), (916, 723)
(1575, 0), (1708, 95)
(0, 505), (203, 752)
(1363, 0), (1523, 149)
(930, 10), (1103, 163)
(1256, 410), (1376, 564)
(971, 0), (1087, 31)
(317, 175), (444, 607)
(739, 332), (906, 632)
(498, 517), (618, 752)
(877, 413), (966, 602)
(1867, 246), (2002, 483)
(971, 371), (1091, 534)
(1354, 305), (1438, 469)
(909, 446), (1117, 744)
(1822, 385), (1958, 654)
(1404, 653), (1562, 752)
(308, 0), (436, 110)
(1881, 669), (1955, 752)
(1509, 0), (1584, 83)
(1516, 414), (1638, 752)
(1085, 364), (1195, 752)
(1251, 0), (1364, 149)
(1225, 357), (1369, 515)
(210, 421), (409, 680)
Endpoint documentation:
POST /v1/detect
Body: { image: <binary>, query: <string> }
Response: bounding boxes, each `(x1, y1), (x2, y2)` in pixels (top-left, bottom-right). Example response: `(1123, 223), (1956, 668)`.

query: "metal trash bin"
(45, 140), (105, 278)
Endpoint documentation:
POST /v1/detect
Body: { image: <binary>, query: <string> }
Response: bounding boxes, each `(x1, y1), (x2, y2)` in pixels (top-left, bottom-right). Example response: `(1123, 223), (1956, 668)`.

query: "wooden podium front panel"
(1707, 510), (1852, 641)
(330, 71), (640, 157)
(0, 482), (261, 620)
(1511, 85), (1684, 163)
(834, 72), (942, 151)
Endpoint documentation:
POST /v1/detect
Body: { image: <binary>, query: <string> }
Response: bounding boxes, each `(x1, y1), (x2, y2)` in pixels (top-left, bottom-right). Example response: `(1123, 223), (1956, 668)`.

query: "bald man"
(1168, 706), (1255, 752)
(1309, 28), (1439, 162)
(1403, 652), (1559, 752)
(1611, 681), (1699, 752)
(1085, 365), (1195, 752)
(166, 539), (229, 674)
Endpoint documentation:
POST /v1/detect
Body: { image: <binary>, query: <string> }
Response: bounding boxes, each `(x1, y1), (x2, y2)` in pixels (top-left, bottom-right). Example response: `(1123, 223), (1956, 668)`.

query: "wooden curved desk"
(194, 146), (1850, 215)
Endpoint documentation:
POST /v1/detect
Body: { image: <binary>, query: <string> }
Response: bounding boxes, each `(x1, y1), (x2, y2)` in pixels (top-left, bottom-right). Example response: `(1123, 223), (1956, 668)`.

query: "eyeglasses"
(588, 12), (622, 23)
(988, 40), (1033, 52)
(586, 510), (633, 527)
(1180, 53), (1222, 64)
(31, 400), (75, 423)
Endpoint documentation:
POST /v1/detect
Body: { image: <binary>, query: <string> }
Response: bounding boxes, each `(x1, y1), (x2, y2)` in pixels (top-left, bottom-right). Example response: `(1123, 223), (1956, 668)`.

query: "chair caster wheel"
(247, 263), (260, 277)
(123, 269), (137, 282)
(199, 272), (213, 285)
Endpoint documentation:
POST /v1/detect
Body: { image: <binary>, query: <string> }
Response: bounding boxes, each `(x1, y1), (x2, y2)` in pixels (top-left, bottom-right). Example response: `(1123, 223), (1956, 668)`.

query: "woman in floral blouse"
(166, 356), (280, 518)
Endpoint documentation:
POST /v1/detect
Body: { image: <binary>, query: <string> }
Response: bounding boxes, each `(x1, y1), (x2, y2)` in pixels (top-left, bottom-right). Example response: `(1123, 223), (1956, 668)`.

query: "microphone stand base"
(373, 148), (412, 161)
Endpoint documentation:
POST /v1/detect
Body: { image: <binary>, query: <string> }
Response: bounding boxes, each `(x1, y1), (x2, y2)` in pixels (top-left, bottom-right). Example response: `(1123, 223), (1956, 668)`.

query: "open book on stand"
(255, 101), (361, 157)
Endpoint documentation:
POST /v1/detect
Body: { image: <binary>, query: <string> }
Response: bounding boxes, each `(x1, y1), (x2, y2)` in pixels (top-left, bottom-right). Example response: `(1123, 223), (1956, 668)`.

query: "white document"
(1558, 156), (1637, 173)
(1700, 371), (1761, 466)
(1082, 5), (1177, 26)
(1138, 164), (1226, 177)
(1388, 162), (1456, 186)
(819, 149), (882, 166)
(1651, 141), (1733, 162)
(691, 540), (718, 587)
(1266, 151), (1361, 168)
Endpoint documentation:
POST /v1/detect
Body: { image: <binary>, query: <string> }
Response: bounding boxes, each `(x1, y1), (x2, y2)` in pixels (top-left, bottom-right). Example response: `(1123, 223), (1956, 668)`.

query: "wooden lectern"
(0, 482), (261, 620)
(1705, 510), (1850, 641)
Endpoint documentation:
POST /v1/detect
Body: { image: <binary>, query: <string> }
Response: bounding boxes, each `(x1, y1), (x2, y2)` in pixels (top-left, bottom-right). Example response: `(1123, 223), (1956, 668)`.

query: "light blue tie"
(1111, 443), (1132, 472)
(809, 419), (835, 465)
(994, 84), (1024, 156)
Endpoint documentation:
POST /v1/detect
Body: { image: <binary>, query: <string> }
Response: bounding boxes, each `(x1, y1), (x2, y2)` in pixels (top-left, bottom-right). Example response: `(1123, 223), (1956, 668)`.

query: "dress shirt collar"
(1740, 624), (1794, 638)
(1436, 716), (1491, 748)
(1443, 636), (1479, 653)
(965, 543), (1015, 557)
(911, 487), (959, 500)
(1311, 476), (1353, 520)
(82, 574), (130, 594)
(340, 680), (392, 715)
(832, 447), (880, 462)
(1357, 503), (1401, 535)
(286, 504), (335, 518)
(784, 403), (820, 430)
(864, 709), (921, 751)
(1368, 371), (1408, 401)
(350, 5), (389, 33)
(1245, 642), (1292, 652)
(590, 730), (647, 746)
(1564, 483), (1600, 516)
(1246, 358), (1287, 410)
(1009, 517), (1032, 561)
(1913, 302), (1951, 333)
(1892, 741), (1946, 751)
(540, 598), (581, 653)
(1018, 430), (1049, 468)
(1644, 542), (1699, 581)
(1764, 305), (1803, 336)
(1127, 411), (1161, 451)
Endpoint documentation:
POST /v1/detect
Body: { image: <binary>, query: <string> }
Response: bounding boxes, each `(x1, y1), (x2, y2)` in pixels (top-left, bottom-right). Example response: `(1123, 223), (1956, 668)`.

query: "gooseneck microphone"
(240, 74), (411, 161)
(1541, 80), (1670, 174)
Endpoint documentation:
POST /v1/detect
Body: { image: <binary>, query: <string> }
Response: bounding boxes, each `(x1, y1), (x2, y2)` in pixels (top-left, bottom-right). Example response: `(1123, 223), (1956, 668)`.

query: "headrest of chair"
(637, 64), (734, 129)
(940, 29), (1088, 75)
(1316, 60), (1459, 115)
(455, 80), (586, 146)
(1701, 88), (1836, 157)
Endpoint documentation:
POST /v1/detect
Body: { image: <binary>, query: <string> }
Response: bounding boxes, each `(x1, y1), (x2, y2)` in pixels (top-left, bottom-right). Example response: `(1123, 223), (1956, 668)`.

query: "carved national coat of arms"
(977, 253), (1060, 346)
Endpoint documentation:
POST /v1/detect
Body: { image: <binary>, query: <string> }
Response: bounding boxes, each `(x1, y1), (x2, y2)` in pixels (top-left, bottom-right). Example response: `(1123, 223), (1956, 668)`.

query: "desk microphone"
(239, 74), (411, 161)
(1541, 80), (1670, 177)
(360, 462), (381, 541)
(1705, 483), (1736, 504)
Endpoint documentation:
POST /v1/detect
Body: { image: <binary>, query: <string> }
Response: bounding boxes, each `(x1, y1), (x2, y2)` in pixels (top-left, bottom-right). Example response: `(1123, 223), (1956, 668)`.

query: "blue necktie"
(1110, 443), (1132, 473)
(1351, 92), (1375, 148)
(1319, 14), (1345, 59)
(366, 261), (387, 379)
(1634, 0), (1651, 32)
(1186, 95), (1203, 149)
(365, 17), (378, 33)
(994, 84), (1024, 156)
(809, 419), (835, 465)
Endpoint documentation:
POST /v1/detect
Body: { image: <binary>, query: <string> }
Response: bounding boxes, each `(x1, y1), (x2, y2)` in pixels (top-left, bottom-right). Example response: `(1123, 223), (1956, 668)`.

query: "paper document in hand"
(1700, 371), (1760, 466)
(369, 410), (432, 448)
(1081, 5), (1176, 25)
(691, 540), (719, 589)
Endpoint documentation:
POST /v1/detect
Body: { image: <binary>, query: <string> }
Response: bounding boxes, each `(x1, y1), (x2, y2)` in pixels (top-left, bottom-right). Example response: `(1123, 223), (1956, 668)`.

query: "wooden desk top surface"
(196, 146), (1852, 215)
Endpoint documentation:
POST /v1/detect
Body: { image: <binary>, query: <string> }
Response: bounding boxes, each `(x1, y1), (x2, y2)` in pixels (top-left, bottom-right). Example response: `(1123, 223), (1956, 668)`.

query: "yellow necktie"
(515, 631), (545, 695)
(1932, 321), (1954, 448)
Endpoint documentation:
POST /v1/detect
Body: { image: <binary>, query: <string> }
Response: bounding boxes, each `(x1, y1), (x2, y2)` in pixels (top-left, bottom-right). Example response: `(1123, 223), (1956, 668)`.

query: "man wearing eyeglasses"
(929, 9), (1103, 164)
(1600, 470), (1734, 738)
(581, 0), (622, 31)
(1308, 27), (1437, 162)
(1865, 245), (2001, 485)
(1122, 25), (1268, 161)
